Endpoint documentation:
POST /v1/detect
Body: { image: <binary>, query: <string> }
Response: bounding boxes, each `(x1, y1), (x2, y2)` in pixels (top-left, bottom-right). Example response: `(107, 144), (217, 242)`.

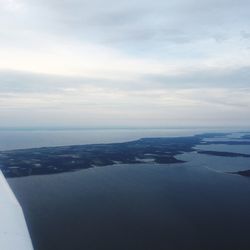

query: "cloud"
(1, 0), (250, 50)
(1, 64), (250, 96)
(0, 0), (250, 127)
(1, 86), (249, 127)
(144, 66), (250, 88)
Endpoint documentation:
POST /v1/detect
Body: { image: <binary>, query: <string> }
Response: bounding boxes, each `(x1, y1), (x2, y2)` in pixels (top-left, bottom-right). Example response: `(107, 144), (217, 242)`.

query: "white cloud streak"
(0, 0), (250, 127)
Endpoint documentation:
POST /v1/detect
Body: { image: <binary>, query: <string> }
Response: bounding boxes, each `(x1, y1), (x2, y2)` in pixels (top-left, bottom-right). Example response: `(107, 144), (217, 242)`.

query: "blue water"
(177, 151), (250, 172)
(6, 130), (250, 250)
(195, 144), (250, 155)
(8, 163), (250, 250)
(0, 127), (245, 150)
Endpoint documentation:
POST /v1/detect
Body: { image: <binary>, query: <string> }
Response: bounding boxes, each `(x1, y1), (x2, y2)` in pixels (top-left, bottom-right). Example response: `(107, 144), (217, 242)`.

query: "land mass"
(1, 132), (249, 178)
(231, 170), (250, 177)
(0, 134), (210, 177)
(197, 150), (250, 158)
(203, 141), (250, 145)
(242, 134), (250, 139)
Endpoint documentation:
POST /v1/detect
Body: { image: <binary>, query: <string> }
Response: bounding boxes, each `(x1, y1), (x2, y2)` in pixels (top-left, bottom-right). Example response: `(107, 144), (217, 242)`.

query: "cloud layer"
(0, 0), (250, 127)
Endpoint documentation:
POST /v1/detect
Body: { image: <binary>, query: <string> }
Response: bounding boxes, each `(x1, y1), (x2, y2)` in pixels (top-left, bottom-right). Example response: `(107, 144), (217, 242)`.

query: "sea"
(2, 127), (250, 250)
(0, 127), (243, 150)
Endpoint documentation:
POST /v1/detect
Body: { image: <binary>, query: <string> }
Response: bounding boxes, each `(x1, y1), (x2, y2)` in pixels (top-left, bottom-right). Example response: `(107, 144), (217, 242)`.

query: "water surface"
(6, 130), (250, 250)
(8, 163), (250, 250)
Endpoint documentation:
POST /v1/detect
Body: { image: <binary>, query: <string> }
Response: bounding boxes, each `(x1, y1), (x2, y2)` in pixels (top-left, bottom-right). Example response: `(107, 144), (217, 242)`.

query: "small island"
(231, 170), (250, 177)
(197, 151), (250, 158)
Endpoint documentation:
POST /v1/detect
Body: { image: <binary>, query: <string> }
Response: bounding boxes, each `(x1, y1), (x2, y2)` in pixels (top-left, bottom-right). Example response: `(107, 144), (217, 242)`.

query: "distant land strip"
(0, 132), (250, 178)
(197, 150), (250, 158)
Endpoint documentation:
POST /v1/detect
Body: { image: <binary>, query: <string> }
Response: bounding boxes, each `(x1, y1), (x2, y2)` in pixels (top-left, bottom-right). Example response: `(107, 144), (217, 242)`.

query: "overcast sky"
(0, 0), (250, 128)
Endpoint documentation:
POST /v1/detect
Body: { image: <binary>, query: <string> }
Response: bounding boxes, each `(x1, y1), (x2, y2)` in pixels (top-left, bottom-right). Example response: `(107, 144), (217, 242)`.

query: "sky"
(0, 0), (250, 128)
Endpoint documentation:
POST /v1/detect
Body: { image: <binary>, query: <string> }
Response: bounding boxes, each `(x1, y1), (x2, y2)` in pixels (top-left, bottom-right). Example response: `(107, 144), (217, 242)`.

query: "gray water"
(196, 144), (250, 155)
(5, 130), (250, 250)
(0, 127), (243, 150)
(177, 151), (250, 172)
(8, 163), (250, 250)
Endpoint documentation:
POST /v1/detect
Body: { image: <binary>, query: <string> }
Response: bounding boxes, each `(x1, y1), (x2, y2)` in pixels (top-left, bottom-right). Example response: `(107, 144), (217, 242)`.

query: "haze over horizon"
(1, 0), (250, 128)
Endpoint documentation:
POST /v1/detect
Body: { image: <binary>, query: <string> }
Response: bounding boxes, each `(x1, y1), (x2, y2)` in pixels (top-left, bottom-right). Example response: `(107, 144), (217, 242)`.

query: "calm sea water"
(8, 163), (250, 250)
(5, 129), (250, 250)
(0, 127), (243, 151)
